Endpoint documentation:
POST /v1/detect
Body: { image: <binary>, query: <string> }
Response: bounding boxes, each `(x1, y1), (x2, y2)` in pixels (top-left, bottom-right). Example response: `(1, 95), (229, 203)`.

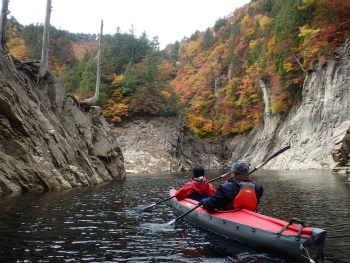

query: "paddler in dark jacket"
(199, 160), (263, 212)
(175, 165), (216, 201)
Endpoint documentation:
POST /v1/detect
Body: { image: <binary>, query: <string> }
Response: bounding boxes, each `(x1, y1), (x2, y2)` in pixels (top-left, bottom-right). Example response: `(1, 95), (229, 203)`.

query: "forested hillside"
(6, 0), (350, 137)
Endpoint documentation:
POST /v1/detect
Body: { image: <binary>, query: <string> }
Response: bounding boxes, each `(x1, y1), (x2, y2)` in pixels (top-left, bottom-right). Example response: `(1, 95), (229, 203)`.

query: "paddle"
(167, 203), (201, 225)
(133, 170), (233, 213)
(166, 145), (290, 225)
(248, 145), (290, 174)
(132, 195), (175, 213)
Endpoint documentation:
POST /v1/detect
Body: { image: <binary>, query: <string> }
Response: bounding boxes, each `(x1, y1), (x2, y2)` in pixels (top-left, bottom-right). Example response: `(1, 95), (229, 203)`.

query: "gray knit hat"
(231, 160), (249, 175)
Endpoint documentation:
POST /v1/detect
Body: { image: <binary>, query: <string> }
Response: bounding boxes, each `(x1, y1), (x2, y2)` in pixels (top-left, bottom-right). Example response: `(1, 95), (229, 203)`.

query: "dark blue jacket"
(201, 177), (263, 212)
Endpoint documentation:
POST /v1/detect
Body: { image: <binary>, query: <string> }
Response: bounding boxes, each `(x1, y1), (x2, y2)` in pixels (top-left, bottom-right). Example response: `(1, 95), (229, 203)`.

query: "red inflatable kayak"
(169, 188), (326, 262)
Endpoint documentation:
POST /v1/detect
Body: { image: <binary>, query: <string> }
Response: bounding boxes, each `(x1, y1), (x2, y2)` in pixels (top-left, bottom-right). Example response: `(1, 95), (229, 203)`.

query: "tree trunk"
(38, 0), (52, 77)
(0, 0), (9, 51)
(79, 20), (103, 108)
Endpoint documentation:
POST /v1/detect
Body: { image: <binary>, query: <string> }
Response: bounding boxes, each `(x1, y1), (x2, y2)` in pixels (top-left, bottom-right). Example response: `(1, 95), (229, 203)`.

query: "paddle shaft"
(207, 172), (231, 183)
(136, 195), (175, 211)
(167, 145), (290, 225)
(248, 145), (290, 174)
(167, 203), (201, 225)
(209, 146), (290, 181)
(154, 195), (174, 206)
(205, 146), (290, 182)
(137, 172), (231, 212)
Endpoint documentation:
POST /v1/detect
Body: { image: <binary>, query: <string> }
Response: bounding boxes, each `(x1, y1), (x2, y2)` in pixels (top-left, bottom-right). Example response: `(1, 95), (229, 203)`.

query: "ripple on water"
(0, 170), (349, 263)
(138, 222), (178, 233)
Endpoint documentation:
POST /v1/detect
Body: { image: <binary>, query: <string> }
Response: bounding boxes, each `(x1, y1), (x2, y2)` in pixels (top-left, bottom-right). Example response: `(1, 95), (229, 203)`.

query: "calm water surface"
(0, 170), (349, 263)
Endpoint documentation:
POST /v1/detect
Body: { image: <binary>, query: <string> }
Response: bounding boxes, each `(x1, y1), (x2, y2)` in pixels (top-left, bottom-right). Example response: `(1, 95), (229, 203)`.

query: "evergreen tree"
(22, 23), (43, 60)
(202, 27), (215, 48)
(59, 54), (89, 93)
(214, 17), (226, 32)
(169, 41), (180, 65)
(121, 60), (136, 96)
(275, 0), (303, 44)
(189, 30), (199, 41)
(77, 56), (97, 98)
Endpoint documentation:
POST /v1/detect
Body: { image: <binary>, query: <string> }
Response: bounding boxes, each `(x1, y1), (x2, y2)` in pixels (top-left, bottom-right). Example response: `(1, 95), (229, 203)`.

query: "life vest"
(225, 181), (257, 211)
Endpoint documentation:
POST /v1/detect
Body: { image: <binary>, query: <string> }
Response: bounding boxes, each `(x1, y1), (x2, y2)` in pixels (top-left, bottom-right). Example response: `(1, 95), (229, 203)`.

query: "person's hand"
(198, 200), (204, 206)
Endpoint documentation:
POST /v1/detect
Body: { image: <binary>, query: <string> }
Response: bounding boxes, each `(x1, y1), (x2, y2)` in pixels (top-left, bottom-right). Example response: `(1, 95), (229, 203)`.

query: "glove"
(198, 200), (204, 206)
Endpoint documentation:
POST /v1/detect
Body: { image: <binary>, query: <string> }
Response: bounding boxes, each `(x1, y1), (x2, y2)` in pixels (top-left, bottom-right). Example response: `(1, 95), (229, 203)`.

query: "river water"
(0, 169), (349, 263)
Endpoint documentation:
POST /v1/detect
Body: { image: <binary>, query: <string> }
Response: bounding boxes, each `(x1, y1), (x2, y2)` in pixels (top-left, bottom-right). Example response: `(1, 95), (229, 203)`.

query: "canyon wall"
(2, 48), (349, 194)
(0, 52), (125, 194)
(110, 57), (350, 177)
(112, 116), (221, 174)
(225, 57), (350, 174)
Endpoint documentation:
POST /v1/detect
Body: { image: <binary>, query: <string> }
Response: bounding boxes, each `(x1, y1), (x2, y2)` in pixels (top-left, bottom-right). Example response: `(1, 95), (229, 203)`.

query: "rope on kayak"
(300, 244), (315, 263)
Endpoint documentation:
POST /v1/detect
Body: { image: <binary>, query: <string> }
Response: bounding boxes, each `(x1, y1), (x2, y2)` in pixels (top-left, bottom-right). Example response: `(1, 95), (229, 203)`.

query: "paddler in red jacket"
(175, 165), (216, 201)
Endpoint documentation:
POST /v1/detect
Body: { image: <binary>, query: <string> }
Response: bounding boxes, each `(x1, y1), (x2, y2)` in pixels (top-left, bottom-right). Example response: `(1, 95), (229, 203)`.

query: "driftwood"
(38, 0), (52, 77)
(0, 0), (9, 51)
(79, 20), (103, 108)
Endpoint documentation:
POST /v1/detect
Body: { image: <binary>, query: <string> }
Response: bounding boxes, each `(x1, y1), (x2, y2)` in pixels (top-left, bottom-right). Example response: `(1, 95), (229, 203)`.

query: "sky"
(3, 0), (251, 49)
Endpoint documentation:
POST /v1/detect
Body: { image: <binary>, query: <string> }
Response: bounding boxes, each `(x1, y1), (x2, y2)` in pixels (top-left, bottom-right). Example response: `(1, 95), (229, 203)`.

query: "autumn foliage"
(5, 0), (350, 137)
(169, 0), (350, 136)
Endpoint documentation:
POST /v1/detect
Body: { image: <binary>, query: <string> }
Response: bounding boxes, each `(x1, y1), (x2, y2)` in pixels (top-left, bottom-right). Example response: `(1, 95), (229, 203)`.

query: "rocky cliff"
(0, 51), (125, 194)
(2, 47), (349, 194)
(112, 116), (221, 174)
(224, 57), (350, 175)
(109, 56), (350, 176)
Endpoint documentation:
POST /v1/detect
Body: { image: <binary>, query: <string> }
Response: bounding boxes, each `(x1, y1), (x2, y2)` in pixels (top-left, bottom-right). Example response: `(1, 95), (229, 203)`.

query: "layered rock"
(224, 58), (350, 174)
(0, 52), (125, 194)
(112, 116), (221, 174)
(2, 42), (349, 194)
(111, 57), (350, 176)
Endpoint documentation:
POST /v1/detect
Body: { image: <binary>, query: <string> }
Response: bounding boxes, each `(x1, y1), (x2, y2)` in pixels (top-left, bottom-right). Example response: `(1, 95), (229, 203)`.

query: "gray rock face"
(2, 46), (349, 194)
(112, 116), (221, 174)
(224, 58), (350, 173)
(0, 54), (125, 194)
(111, 57), (350, 175)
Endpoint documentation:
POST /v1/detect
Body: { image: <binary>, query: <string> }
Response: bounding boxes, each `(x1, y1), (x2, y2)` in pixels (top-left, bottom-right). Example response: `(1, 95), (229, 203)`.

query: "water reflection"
(0, 170), (349, 263)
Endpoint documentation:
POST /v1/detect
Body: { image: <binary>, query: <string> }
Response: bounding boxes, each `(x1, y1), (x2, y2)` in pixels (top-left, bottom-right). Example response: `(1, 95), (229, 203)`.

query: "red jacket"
(175, 176), (216, 201)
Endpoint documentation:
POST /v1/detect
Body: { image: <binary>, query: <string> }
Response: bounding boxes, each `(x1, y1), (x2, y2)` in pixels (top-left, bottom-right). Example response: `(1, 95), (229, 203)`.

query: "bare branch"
(290, 46), (307, 75)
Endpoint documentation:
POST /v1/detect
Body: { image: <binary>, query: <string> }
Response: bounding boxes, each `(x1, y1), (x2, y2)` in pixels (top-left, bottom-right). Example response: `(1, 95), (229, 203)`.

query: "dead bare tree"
(289, 46), (309, 90)
(79, 20), (103, 108)
(38, 0), (52, 77)
(0, 0), (9, 51)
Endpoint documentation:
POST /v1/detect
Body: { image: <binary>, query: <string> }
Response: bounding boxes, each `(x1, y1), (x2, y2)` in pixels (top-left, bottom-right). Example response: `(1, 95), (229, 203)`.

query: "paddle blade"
(133, 204), (155, 213)
(167, 219), (176, 226)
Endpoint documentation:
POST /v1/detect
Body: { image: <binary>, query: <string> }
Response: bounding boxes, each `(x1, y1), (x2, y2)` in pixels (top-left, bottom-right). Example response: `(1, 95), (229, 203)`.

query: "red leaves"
(322, 0), (350, 14)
